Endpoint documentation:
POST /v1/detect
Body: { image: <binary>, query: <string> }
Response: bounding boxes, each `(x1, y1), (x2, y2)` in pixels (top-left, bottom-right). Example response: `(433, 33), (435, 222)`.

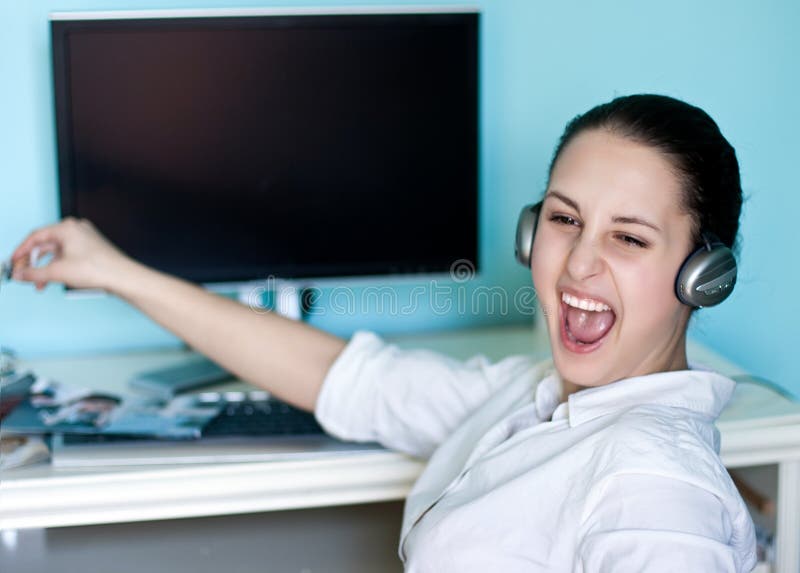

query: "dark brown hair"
(549, 94), (742, 254)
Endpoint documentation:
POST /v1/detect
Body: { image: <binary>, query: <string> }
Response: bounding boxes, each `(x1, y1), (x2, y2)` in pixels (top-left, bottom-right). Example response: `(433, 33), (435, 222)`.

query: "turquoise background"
(1, 1), (798, 394)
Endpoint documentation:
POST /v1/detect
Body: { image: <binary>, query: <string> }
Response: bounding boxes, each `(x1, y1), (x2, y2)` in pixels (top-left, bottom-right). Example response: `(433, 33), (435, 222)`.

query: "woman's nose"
(565, 233), (605, 281)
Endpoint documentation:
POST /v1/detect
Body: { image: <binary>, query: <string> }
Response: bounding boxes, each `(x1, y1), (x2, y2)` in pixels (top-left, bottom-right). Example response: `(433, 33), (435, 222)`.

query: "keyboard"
(60, 391), (325, 446)
(198, 391), (325, 437)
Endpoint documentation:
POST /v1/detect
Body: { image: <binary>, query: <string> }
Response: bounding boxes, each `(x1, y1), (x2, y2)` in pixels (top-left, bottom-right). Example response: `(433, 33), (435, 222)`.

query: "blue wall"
(1, 1), (798, 394)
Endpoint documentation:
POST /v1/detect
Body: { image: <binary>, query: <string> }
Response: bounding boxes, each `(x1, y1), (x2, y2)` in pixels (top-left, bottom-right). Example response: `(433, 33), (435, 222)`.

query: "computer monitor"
(50, 8), (480, 299)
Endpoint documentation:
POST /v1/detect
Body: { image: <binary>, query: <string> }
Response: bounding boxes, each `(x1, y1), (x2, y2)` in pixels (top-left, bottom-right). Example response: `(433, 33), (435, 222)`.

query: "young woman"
(11, 94), (756, 572)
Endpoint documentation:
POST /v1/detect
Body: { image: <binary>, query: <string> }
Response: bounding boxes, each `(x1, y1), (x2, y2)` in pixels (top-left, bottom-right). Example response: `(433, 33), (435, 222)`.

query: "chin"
(550, 349), (615, 389)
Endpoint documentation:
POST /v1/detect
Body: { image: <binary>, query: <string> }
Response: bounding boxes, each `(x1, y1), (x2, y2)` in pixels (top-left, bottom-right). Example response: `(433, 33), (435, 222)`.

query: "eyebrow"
(545, 190), (580, 213)
(544, 190), (662, 233)
(611, 215), (662, 233)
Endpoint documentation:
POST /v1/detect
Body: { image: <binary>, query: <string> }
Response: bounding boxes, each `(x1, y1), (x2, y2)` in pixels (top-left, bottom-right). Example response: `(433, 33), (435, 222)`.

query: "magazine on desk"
(0, 373), (51, 468)
(2, 371), (385, 468)
(1, 372), (219, 439)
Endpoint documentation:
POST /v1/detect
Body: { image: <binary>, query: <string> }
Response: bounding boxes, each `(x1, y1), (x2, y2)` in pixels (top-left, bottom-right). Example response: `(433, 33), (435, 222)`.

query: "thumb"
(14, 263), (57, 285)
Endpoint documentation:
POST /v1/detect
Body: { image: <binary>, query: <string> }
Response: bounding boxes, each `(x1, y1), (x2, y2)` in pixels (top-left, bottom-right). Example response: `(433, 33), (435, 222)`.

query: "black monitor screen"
(52, 11), (479, 283)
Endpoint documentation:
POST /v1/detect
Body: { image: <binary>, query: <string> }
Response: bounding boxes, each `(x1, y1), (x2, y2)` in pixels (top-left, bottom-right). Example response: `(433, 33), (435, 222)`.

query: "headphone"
(514, 202), (738, 308)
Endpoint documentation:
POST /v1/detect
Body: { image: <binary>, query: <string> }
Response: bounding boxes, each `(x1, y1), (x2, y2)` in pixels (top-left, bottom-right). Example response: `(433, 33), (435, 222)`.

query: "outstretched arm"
(11, 218), (345, 412)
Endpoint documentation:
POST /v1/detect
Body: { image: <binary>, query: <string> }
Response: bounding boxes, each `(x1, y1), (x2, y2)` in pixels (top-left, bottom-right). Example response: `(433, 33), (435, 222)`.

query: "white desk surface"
(2, 324), (799, 532)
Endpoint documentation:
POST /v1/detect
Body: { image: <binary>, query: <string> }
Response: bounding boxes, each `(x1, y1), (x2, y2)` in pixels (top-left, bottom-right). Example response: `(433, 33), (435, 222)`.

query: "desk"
(2, 324), (799, 572)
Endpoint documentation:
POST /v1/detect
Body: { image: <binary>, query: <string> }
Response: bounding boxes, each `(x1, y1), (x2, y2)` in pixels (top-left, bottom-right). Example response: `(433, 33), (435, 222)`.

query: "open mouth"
(559, 291), (617, 354)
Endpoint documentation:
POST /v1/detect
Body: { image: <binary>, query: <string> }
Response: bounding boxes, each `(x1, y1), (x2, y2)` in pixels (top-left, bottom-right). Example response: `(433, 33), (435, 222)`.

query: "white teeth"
(561, 292), (611, 312)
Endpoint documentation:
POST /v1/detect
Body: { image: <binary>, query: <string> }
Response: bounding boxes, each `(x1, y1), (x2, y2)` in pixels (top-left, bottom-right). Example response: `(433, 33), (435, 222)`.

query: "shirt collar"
(534, 372), (563, 422)
(567, 366), (735, 428)
(535, 363), (736, 428)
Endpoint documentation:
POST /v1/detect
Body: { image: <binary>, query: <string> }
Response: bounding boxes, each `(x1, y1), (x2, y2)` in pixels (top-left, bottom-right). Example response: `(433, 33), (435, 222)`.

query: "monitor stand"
(273, 281), (303, 322)
(237, 280), (303, 321)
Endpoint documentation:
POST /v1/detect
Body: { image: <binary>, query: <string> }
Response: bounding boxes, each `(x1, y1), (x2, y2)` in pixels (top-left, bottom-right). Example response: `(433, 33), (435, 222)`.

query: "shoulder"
(577, 471), (757, 573)
(579, 406), (756, 564)
(593, 404), (729, 492)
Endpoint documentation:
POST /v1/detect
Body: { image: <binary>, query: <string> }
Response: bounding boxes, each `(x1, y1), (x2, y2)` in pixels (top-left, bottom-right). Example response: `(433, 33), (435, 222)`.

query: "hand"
(11, 217), (133, 292)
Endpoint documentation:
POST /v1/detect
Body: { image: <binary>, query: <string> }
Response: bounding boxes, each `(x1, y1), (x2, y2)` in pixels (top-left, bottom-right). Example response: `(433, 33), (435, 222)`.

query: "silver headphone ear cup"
(514, 202), (541, 268)
(675, 239), (737, 308)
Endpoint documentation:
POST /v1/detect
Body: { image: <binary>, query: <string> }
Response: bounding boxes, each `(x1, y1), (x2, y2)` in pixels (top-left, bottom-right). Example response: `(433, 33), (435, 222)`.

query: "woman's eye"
(549, 214), (579, 226)
(617, 234), (647, 248)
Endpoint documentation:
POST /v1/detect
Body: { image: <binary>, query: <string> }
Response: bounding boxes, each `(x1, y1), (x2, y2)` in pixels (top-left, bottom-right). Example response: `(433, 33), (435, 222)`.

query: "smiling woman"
(528, 95), (742, 398)
(10, 94), (756, 572)
(536, 129), (697, 391)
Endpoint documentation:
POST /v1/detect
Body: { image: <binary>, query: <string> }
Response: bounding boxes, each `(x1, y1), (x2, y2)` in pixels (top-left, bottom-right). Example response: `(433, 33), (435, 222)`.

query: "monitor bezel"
(50, 6), (481, 292)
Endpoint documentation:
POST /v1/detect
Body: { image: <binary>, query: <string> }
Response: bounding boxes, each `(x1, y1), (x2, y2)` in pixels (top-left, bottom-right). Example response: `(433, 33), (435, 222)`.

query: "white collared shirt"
(315, 331), (757, 572)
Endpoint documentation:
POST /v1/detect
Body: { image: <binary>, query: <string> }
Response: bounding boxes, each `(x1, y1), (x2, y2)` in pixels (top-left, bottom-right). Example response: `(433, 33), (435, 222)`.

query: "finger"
(35, 281), (47, 291)
(14, 264), (55, 284)
(11, 243), (58, 277)
(16, 241), (60, 269)
(30, 241), (60, 266)
(12, 226), (63, 262)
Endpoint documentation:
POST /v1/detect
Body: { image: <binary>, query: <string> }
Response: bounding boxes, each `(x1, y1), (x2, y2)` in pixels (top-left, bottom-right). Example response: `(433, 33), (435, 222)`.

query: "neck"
(559, 344), (690, 403)
(560, 378), (583, 403)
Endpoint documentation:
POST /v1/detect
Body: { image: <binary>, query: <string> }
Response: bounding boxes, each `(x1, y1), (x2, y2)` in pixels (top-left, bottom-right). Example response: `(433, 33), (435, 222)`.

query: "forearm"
(109, 258), (346, 412)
